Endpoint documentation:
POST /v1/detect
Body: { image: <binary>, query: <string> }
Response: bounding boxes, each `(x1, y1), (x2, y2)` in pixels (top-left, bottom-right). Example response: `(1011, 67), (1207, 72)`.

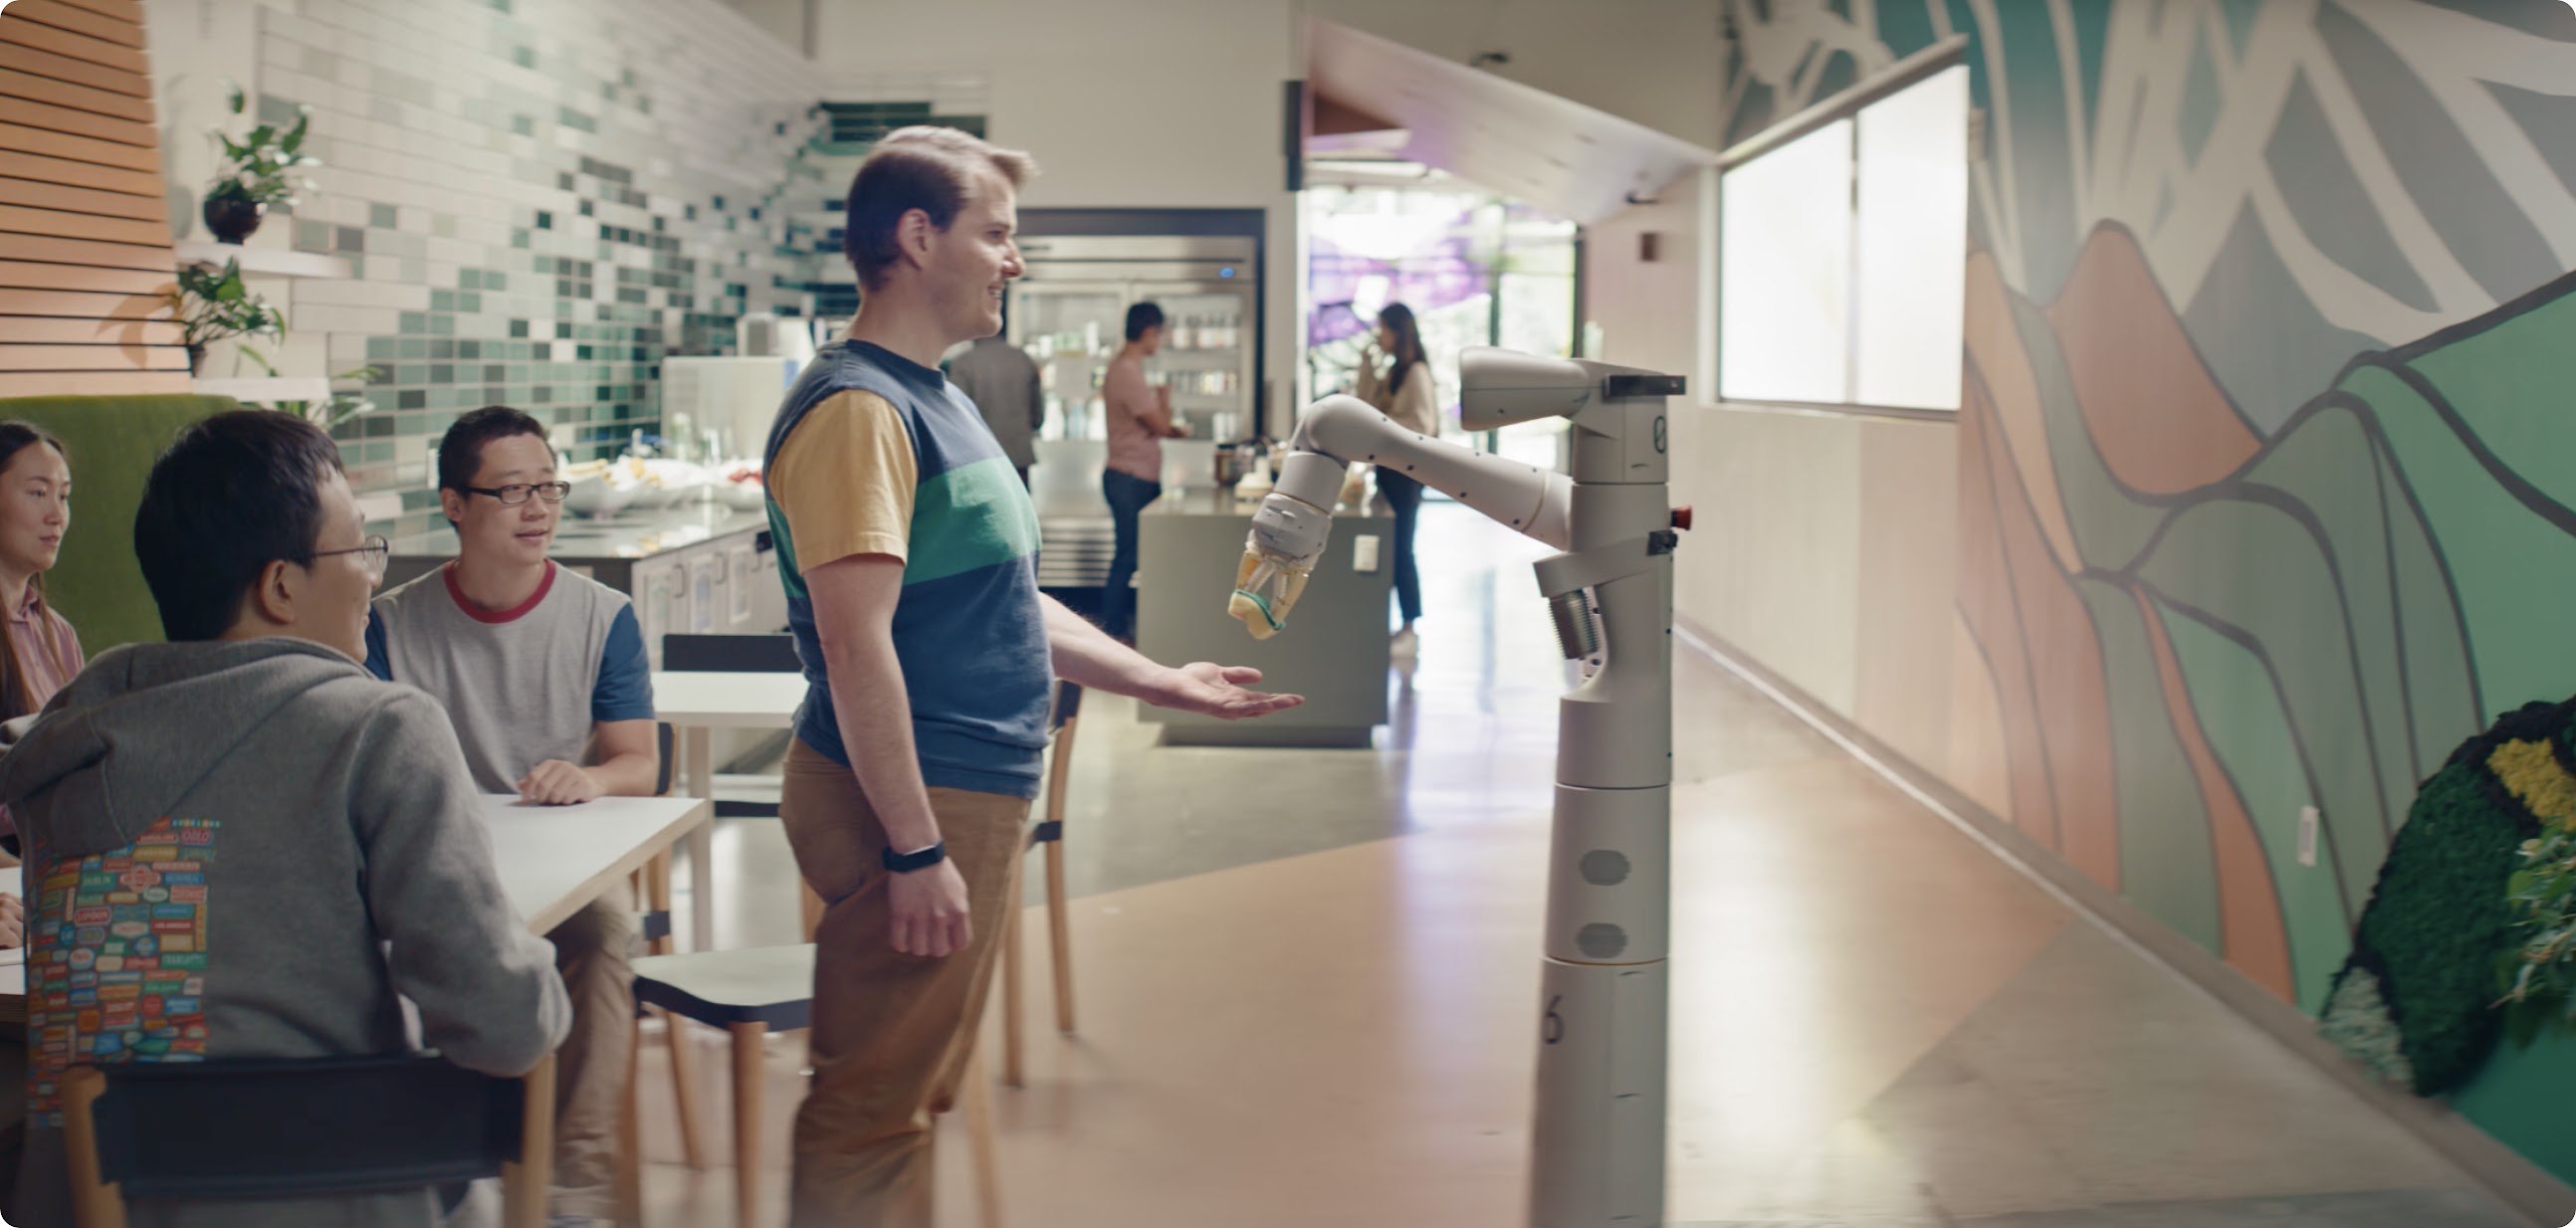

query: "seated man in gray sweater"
(0, 410), (571, 1228)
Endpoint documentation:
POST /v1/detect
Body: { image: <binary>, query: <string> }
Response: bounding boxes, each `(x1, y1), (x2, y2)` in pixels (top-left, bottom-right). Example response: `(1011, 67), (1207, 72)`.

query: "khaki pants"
(777, 741), (1029, 1228)
(547, 896), (635, 1219)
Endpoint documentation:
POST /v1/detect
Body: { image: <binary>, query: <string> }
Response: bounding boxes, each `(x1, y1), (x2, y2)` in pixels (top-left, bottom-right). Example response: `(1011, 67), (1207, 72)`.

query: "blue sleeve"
(362, 607), (393, 681)
(592, 604), (655, 722)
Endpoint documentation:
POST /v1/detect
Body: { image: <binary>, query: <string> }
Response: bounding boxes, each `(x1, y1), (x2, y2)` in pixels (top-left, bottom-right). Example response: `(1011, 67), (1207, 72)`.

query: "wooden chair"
(63, 1052), (556, 1228)
(1000, 681), (1084, 1088)
(630, 944), (1002, 1228)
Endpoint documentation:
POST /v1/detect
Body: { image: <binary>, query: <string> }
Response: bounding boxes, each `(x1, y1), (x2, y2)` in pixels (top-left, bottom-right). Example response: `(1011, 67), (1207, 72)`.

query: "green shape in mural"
(2076, 576), (2220, 953)
(2346, 360), (2576, 716)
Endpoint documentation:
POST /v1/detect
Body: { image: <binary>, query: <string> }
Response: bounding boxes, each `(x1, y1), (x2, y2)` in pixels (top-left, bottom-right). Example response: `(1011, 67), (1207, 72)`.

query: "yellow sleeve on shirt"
(769, 390), (919, 568)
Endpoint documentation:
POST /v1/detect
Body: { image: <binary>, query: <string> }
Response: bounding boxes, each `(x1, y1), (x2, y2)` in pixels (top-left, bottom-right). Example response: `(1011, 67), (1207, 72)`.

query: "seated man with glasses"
(363, 405), (652, 1228)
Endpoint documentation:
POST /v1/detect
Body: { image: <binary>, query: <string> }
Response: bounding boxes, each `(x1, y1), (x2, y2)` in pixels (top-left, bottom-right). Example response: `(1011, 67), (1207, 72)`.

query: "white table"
(651, 670), (806, 950)
(478, 794), (713, 934)
(0, 795), (714, 1021)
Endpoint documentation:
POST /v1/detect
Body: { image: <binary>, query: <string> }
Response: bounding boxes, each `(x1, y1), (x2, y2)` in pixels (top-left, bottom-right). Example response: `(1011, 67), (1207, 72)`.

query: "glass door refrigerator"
(1008, 235), (1257, 447)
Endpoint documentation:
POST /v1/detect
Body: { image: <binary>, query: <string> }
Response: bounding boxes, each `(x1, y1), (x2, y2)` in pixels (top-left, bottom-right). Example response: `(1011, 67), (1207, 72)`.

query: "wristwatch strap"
(881, 841), (948, 874)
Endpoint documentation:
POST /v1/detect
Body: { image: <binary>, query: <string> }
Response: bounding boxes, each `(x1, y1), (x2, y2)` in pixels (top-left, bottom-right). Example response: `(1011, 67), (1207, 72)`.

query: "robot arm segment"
(1228, 394), (1573, 639)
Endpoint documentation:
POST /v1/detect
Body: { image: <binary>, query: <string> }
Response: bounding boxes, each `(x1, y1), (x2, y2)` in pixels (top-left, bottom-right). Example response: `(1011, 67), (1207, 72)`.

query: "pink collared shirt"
(0, 585), (82, 839)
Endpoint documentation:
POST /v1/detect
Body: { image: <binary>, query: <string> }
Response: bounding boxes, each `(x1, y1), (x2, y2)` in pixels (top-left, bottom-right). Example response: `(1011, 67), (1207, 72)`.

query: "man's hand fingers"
(1218, 665), (1264, 686)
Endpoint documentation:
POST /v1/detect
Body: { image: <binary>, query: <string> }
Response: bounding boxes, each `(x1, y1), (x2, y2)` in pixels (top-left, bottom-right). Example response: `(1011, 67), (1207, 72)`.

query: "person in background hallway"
(760, 125), (1298, 1227)
(948, 311), (1044, 489)
(2, 410), (567, 1228)
(0, 422), (76, 1217)
(1355, 303), (1435, 657)
(364, 405), (655, 1228)
(1100, 301), (1187, 642)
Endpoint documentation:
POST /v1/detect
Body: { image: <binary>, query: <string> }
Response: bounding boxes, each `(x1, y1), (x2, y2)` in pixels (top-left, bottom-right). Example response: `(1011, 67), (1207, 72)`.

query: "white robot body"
(1229, 349), (1684, 1226)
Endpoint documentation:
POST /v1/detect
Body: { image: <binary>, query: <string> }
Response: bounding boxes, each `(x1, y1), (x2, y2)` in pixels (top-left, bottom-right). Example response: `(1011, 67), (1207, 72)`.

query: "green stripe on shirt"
(904, 456), (1040, 586)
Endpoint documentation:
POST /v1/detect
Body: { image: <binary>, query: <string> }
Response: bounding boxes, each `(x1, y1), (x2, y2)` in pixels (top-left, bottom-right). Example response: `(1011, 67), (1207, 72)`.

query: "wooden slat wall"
(0, 0), (184, 398)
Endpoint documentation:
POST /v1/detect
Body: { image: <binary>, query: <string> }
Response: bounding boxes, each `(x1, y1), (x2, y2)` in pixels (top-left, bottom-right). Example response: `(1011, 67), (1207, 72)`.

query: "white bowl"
(561, 477), (634, 518)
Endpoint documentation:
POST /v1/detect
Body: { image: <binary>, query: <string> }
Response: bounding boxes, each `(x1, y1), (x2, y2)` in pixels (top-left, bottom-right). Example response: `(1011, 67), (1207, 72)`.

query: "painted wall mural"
(1721, 0), (2576, 1184)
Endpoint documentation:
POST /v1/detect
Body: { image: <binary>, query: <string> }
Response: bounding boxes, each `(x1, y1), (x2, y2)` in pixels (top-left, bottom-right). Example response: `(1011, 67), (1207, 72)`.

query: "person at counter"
(1101, 301), (1188, 642)
(1354, 303), (1436, 656)
(1, 410), (568, 1228)
(362, 405), (654, 1227)
(763, 125), (1298, 1227)
(947, 321), (1043, 490)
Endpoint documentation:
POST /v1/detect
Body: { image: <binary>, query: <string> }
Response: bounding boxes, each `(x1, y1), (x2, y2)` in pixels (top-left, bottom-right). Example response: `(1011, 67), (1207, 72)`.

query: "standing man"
(761, 125), (1299, 1227)
(363, 405), (656, 1228)
(1099, 302), (1187, 642)
(947, 323), (1043, 490)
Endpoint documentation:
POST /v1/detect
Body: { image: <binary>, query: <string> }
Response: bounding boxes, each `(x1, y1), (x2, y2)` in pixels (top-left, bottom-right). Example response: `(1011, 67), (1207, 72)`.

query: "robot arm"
(1228, 394), (1573, 638)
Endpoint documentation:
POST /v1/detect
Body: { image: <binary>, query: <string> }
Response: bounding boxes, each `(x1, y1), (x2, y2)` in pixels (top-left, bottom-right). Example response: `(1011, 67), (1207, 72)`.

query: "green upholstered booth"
(0, 396), (235, 654)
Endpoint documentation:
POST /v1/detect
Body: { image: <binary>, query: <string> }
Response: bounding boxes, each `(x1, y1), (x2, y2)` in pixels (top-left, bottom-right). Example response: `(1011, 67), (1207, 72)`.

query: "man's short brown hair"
(842, 126), (1037, 292)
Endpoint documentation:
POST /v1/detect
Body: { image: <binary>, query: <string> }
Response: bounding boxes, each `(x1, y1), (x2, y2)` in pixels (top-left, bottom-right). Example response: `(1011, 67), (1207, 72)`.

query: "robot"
(1226, 347), (1689, 1226)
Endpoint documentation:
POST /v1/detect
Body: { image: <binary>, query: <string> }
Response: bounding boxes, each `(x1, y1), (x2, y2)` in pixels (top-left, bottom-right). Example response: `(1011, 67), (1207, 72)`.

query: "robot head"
(1458, 348), (1686, 431)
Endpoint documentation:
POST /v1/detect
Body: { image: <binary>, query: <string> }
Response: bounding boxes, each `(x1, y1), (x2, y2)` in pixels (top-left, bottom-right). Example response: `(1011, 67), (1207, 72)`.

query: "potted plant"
(202, 85), (319, 244)
(168, 258), (287, 376)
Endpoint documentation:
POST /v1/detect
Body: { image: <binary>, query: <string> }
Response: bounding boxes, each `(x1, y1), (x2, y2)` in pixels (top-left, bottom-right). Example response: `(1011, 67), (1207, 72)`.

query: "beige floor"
(632, 504), (2528, 1228)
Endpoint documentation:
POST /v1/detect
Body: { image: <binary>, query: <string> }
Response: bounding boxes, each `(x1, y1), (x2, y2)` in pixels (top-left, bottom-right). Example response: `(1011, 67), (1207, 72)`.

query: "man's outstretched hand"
(1146, 662), (1303, 719)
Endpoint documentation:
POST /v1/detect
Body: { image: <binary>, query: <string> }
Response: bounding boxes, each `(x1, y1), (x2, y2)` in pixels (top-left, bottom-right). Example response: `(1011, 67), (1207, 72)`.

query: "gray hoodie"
(0, 638), (571, 1228)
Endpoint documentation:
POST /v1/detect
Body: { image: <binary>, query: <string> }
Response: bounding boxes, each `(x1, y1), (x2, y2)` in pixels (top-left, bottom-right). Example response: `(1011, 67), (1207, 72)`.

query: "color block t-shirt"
(364, 560), (654, 793)
(763, 339), (1051, 798)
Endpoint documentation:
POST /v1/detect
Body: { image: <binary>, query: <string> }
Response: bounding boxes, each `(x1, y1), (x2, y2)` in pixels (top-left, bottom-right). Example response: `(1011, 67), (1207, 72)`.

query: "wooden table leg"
(731, 1021), (767, 1228)
(686, 726), (716, 952)
(646, 851), (674, 957)
(504, 1053), (556, 1228)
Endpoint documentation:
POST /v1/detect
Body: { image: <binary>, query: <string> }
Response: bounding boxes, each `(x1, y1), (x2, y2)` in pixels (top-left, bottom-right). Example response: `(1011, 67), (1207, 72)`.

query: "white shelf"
(195, 376), (332, 404)
(173, 242), (350, 281)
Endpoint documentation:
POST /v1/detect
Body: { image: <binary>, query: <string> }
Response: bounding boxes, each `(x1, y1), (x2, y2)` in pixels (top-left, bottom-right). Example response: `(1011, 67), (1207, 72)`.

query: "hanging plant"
(201, 85), (320, 244)
(168, 259), (287, 377)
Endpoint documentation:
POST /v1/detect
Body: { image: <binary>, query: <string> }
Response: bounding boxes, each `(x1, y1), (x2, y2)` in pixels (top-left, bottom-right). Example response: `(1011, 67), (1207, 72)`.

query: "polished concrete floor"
(634, 503), (2530, 1228)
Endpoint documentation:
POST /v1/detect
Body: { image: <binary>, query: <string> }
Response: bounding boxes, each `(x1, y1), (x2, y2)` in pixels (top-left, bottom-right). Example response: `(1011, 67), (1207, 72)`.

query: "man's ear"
(245, 558), (298, 629)
(898, 207), (937, 270)
(438, 487), (469, 526)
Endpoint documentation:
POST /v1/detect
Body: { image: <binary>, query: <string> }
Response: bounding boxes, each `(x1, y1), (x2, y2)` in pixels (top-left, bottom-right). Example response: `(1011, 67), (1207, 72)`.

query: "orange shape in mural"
(2047, 225), (2263, 497)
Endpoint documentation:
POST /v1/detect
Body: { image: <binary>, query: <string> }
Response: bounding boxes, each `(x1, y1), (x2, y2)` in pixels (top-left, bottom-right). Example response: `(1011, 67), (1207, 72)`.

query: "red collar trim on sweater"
(443, 559), (555, 624)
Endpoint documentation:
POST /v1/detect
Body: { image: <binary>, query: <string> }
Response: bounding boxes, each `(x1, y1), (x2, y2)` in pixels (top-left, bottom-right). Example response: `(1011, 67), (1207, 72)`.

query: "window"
(1717, 65), (1968, 412)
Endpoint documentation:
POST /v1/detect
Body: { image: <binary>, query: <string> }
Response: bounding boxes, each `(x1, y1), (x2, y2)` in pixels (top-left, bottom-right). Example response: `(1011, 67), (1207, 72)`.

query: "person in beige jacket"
(1354, 302), (1437, 654)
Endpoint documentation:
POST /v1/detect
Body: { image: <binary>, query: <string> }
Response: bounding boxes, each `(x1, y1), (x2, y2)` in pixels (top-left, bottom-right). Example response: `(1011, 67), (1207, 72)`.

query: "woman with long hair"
(0, 422), (80, 889)
(1356, 302), (1436, 654)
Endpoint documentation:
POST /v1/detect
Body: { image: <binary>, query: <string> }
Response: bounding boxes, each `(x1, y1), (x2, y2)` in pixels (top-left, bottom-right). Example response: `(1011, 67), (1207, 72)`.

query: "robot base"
(1528, 956), (1668, 1226)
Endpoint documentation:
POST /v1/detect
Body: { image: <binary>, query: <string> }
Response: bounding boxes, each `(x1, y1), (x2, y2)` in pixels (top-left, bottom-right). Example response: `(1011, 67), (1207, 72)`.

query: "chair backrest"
(73, 1054), (526, 1202)
(0, 395), (231, 653)
(662, 633), (800, 674)
(1052, 680), (1084, 732)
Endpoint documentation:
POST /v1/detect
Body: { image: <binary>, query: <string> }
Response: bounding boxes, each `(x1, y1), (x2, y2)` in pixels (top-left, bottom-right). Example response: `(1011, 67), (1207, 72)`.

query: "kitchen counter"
(1135, 487), (1394, 747)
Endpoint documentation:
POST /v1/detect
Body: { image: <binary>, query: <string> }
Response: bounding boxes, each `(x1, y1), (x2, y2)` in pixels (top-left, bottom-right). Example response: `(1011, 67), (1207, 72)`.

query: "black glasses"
(465, 482), (571, 507)
(312, 534), (391, 573)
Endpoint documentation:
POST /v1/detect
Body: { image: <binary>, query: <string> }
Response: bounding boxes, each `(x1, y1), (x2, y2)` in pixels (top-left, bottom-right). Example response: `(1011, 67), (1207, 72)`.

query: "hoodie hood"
(0, 638), (373, 858)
